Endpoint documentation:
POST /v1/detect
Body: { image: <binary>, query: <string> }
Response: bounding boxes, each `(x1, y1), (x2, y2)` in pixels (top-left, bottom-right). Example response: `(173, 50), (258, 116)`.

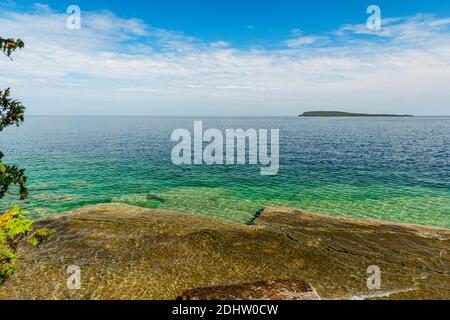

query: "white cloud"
(284, 36), (323, 47)
(83, 10), (148, 36)
(0, 7), (449, 116)
(210, 41), (231, 48)
(337, 14), (450, 45)
(32, 3), (52, 13)
(290, 28), (302, 35)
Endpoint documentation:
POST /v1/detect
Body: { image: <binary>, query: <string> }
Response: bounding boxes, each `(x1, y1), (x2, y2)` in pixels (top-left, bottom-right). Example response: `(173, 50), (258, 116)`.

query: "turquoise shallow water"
(0, 116), (449, 228)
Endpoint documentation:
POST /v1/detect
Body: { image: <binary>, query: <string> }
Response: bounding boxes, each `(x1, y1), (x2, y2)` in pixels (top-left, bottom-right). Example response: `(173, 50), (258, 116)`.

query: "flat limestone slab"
(0, 204), (449, 300)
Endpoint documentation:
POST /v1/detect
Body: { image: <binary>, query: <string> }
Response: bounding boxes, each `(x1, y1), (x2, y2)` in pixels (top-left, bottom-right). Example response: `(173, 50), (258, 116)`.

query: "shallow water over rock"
(178, 279), (321, 300)
(1, 204), (449, 300)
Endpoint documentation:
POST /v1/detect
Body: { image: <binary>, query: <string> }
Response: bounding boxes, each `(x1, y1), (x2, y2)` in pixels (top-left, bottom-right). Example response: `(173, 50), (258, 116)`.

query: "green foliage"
(0, 38), (24, 59)
(0, 37), (48, 285)
(29, 228), (56, 247)
(0, 38), (28, 200)
(0, 149), (28, 200)
(0, 207), (32, 245)
(1, 88), (26, 130)
(0, 207), (53, 284)
(0, 207), (30, 284)
(0, 246), (16, 285)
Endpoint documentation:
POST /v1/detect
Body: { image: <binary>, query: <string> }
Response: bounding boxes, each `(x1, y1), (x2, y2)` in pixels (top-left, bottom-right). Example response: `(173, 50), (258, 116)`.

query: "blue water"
(1, 116), (449, 228)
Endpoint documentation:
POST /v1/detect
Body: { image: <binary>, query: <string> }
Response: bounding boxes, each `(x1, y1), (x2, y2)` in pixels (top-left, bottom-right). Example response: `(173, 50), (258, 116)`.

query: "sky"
(1, 0), (450, 116)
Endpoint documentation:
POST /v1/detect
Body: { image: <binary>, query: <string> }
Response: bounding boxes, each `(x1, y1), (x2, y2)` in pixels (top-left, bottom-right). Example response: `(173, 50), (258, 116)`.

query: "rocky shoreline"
(0, 204), (449, 300)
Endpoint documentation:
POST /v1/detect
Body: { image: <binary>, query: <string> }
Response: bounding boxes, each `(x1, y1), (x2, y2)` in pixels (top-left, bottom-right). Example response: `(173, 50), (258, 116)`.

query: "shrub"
(0, 207), (54, 284)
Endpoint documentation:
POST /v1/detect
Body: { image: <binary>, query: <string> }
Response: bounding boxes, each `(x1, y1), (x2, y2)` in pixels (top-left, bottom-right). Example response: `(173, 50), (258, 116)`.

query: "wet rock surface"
(178, 279), (320, 300)
(0, 204), (449, 300)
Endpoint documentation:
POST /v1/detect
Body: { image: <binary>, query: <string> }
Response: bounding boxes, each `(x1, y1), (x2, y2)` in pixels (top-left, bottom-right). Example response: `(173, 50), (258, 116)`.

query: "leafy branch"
(0, 207), (55, 284)
(0, 38), (24, 60)
(0, 37), (47, 285)
(0, 38), (28, 200)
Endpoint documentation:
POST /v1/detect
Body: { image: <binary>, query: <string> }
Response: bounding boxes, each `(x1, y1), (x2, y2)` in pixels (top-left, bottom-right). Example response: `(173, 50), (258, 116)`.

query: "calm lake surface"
(1, 116), (449, 228)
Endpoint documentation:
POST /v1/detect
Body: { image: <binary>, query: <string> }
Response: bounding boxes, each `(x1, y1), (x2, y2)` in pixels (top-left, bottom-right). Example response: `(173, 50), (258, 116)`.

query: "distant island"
(299, 111), (414, 117)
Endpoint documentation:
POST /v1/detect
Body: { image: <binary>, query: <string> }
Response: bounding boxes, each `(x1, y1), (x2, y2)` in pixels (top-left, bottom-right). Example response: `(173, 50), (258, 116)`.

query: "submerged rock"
(0, 204), (448, 300)
(178, 279), (320, 300)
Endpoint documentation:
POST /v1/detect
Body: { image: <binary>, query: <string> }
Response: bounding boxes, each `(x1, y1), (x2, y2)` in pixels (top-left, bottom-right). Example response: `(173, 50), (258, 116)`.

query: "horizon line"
(25, 114), (450, 118)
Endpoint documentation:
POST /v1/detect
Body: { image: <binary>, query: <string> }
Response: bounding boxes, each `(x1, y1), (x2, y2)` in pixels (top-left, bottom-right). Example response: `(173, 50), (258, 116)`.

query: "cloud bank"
(1, 4), (450, 116)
